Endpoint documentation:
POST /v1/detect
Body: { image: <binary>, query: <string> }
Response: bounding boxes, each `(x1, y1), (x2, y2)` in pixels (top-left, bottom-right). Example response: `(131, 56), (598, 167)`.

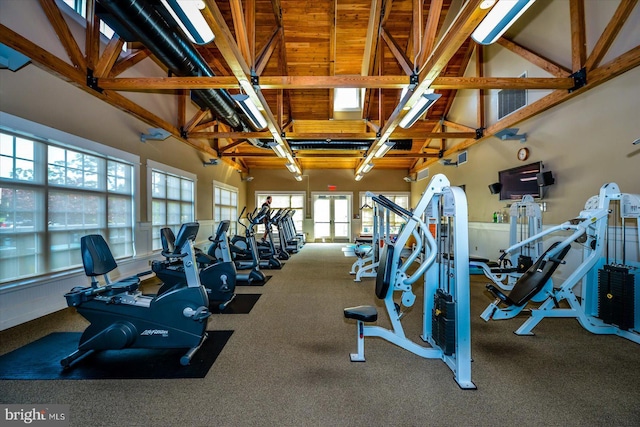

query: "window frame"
(255, 191), (306, 234)
(146, 160), (196, 251)
(0, 112), (139, 286)
(213, 180), (238, 236)
(358, 191), (410, 236)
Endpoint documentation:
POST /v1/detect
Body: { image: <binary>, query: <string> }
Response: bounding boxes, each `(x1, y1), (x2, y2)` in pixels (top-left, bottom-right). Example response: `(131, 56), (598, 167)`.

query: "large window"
(360, 192), (409, 235)
(214, 182), (238, 236)
(255, 192), (305, 233)
(0, 127), (135, 283)
(149, 161), (195, 251)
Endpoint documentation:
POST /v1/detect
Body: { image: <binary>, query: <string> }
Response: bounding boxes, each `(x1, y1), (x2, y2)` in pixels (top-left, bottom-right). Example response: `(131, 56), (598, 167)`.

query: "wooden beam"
(94, 35), (124, 78)
(221, 151), (438, 159)
(416, 0), (444, 69)
(584, 0), (638, 71)
(497, 38), (571, 77)
(85, 0), (100, 71)
(202, 0), (289, 153)
(219, 139), (249, 153)
(230, 0), (252, 67)
(412, 0), (423, 66)
(109, 49), (150, 77)
(255, 27), (281, 76)
(96, 75), (573, 92)
(475, 44), (485, 131)
(358, 1), (492, 173)
(184, 110), (209, 133)
(412, 45), (640, 175)
(38, 0), (86, 70)
(570, 0), (587, 72)
(246, 0), (256, 70)
(362, 0), (383, 77)
(191, 131), (272, 139)
(380, 27), (414, 76)
(190, 130), (475, 140)
(0, 24), (218, 159)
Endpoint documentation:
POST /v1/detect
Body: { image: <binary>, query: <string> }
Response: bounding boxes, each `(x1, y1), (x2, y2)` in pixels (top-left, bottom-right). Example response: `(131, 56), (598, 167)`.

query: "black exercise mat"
(236, 275), (272, 287)
(0, 330), (232, 380)
(211, 293), (260, 314)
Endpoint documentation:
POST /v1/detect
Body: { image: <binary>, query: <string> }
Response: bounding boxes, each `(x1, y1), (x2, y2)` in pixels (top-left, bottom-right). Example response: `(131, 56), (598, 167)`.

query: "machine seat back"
(375, 243), (395, 300)
(160, 227), (176, 254)
(491, 242), (571, 307)
(81, 234), (118, 277)
(170, 222), (199, 256)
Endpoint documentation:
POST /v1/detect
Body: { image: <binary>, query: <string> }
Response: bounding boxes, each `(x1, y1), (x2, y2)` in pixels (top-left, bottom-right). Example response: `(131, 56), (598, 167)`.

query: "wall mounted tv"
(498, 161), (542, 200)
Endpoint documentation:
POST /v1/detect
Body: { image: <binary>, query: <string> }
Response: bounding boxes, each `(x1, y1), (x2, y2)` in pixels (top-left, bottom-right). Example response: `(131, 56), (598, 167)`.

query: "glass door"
(313, 194), (351, 242)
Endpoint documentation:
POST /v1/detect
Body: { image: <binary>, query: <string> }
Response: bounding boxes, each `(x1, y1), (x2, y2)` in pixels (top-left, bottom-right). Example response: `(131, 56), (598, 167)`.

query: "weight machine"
(344, 174), (475, 389)
(481, 183), (640, 344)
(345, 198), (392, 282)
(471, 195), (543, 291)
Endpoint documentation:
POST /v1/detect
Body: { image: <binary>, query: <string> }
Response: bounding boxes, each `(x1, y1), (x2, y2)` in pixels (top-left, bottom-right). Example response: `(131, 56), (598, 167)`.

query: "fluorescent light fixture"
(272, 144), (286, 158)
(294, 174), (303, 182)
(374, 141), (395, 158)
(161, 0), (215, 45)
(355, 174), (363, 181)
(398, 93), (442, 129)
(472, 0), (536, 45)
(285, 163), (297, 173)
(285, 152), (295, 163)
(231, 94), (268, 130)
(362, 162), (374, 173)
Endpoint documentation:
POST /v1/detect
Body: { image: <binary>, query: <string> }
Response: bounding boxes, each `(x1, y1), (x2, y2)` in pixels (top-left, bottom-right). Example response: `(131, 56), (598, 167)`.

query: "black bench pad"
(344, 305), (378, 322)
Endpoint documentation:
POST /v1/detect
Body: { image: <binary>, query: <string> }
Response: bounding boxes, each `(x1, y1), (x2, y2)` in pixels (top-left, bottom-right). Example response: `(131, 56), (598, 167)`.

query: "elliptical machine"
(222, 207), (267, 284)
(61, 223), (210, 368)
(152, 221), (237, 310)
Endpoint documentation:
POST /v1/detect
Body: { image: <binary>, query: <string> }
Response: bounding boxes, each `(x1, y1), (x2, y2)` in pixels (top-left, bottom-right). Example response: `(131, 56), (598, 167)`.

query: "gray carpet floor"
(1, 243), (639, 426)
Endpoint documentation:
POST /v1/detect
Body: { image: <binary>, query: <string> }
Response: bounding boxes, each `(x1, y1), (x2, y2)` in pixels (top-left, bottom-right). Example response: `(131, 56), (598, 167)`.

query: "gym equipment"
(234, 207), (282, 269)
(344, 174), (475, 389)
(61, 223), (210, 368)
(211, 213), (266, 284)
(481, 183), (640, 344)
(470, 195), (543, 291)
(152, 221), (237, 310)
(344, 199), (388, 282)
(268, 209), (290, 260)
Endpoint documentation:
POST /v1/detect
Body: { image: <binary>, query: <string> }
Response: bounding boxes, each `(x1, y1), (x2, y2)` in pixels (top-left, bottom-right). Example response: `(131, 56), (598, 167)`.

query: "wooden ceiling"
(1, 0), (639, 177)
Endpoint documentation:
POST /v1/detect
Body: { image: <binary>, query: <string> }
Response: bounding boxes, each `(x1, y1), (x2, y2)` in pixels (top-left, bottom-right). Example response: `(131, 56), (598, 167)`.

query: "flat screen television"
(498, 161), (542, 200)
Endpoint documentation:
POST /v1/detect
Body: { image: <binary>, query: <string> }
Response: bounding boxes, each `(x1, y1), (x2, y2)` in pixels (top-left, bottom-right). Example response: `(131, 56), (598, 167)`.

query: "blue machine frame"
(482, 183), (640, 344)
(344, 174), (475, 389)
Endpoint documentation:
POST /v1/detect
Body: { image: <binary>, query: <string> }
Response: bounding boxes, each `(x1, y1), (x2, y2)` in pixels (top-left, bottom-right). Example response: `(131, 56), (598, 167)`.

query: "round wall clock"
(517, 147), (530, 161)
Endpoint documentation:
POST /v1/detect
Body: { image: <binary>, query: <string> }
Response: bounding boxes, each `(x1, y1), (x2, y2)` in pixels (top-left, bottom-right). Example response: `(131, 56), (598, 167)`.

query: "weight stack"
(597, 265), (635, 330)
(432, 289), (456, 356)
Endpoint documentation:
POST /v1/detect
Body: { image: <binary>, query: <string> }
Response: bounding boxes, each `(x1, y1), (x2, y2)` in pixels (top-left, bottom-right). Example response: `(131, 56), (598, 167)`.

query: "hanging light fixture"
(160, 0), (215, 45)
(471, 0), (536, 45)
(231, 94), (268, 130)
(373, 141), (396, 158)
(398, 92), (442, 129)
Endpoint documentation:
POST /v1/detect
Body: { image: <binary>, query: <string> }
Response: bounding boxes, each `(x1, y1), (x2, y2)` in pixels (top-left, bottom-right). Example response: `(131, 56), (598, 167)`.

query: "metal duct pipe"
(96, 0), (257, 134)
(287, 139), (413, 151)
